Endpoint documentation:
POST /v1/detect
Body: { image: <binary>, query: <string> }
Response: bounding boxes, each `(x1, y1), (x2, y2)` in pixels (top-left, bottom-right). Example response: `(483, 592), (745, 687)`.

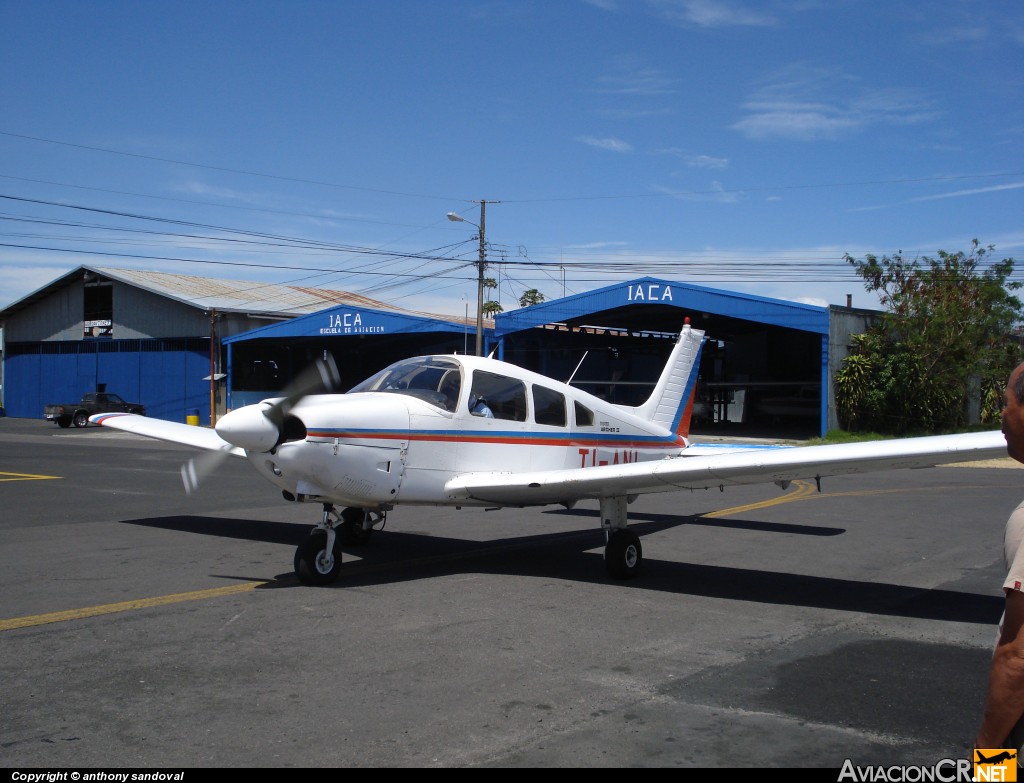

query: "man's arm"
(977, 589), (1024, 747)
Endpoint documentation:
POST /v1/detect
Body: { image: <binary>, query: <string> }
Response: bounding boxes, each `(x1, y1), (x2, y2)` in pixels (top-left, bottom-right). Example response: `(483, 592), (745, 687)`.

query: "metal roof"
(494, 276), (831, 336)
(0, 264), (475, 326)
(223, 301), (481, 343)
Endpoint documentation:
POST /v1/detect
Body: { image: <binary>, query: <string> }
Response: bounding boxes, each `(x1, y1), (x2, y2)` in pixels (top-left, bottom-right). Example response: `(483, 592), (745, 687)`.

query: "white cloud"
(577, 136), (634, 152)
(732, 109), (859, 141)
(594, 57), (678, 96)
(732, 63), (936, 141)
(908, 181), (1024, 203)
(652, 180), (742, 203)
(566, 241), (631, 250)
(596, 106), (676, 119)
(175, 179), (266, 206)
(651, 0), (778, 28)
(850, 181), (1024, 212)
(658, 148), (729, 168)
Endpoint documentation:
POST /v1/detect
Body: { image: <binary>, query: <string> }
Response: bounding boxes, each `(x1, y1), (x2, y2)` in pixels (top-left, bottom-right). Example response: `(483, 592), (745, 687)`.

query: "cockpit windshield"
(349, 357), (463, 413)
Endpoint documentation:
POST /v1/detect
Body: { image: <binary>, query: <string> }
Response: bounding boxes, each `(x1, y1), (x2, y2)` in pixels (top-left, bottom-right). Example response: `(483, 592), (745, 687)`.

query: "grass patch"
(805, 430), (897, 446)
(804, 427), (1001, 446)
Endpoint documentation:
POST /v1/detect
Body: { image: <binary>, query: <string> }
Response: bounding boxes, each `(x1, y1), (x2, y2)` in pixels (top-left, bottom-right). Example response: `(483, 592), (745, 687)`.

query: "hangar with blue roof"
(223, 302), (481, 408)
(488, 277), (874, 438)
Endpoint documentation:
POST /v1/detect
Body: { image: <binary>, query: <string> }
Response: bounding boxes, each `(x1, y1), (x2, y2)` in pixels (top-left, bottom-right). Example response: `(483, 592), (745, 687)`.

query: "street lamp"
(447, 200), (498, 356)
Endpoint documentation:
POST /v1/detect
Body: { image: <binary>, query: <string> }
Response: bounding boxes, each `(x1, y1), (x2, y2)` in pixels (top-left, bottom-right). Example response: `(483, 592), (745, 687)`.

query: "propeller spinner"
(181, 354), (342, 493)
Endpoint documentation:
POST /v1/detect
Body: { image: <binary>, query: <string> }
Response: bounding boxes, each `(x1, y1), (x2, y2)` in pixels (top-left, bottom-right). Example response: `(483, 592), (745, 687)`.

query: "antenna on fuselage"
(567, 351), (589, 385)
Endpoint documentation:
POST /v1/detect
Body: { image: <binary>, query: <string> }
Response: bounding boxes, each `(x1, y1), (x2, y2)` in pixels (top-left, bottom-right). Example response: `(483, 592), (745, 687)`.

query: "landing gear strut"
(340, 506), (374, 546)
(294, 504), (343, 586)
(601, 495), (643, 579)
(293, 504), (384, 585)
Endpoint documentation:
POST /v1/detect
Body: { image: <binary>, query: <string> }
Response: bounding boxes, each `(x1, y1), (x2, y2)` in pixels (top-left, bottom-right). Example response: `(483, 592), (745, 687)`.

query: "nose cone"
(215, 404), (281, 452)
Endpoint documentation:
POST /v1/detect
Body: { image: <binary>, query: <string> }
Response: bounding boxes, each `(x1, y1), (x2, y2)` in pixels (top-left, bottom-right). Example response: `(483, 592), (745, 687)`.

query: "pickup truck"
(44, 392), (146, 428)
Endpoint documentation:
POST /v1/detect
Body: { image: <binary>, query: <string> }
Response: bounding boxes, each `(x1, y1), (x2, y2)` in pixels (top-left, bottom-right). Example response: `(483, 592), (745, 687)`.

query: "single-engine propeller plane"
(92, 321), (1009, 585)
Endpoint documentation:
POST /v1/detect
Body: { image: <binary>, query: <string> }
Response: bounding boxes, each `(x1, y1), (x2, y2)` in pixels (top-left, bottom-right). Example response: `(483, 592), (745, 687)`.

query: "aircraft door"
(458, 369), (533, 474)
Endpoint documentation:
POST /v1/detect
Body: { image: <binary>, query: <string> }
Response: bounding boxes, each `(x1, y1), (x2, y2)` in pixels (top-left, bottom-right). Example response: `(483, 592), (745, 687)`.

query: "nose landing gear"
(293, 503), (385, 585)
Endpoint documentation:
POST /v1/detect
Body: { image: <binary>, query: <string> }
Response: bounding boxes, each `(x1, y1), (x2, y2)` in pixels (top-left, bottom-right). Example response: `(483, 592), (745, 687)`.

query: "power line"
(0, 242), (479, 281)
(3, 129), (1021, 205)
(0, 131), (464, 203)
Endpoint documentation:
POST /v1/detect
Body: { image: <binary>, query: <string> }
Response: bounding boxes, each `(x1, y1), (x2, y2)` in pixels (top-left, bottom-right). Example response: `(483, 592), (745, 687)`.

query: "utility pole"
(475, 200), (488, 357)
(448, 200), (500, 356)
(209, 309), (218, 426)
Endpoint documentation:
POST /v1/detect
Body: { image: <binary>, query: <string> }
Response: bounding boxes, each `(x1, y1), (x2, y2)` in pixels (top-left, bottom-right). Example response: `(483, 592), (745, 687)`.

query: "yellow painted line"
(0, 581), (266, 631)
(0, 471), (62, 482)
(702, 479), (819, 518)
(700, 479), (1015, 520)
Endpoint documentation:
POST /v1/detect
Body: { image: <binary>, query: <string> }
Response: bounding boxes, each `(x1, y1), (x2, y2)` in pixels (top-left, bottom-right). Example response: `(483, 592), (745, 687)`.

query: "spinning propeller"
(181, 354), (342, 494)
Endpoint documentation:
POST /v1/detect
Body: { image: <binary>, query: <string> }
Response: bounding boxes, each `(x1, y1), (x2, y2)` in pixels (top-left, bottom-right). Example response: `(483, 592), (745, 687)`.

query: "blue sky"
(1, 0), (1022, 317)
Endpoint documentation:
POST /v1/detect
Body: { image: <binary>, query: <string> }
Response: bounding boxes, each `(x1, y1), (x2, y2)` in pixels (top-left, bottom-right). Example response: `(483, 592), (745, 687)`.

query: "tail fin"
(629, 322), (705, 437)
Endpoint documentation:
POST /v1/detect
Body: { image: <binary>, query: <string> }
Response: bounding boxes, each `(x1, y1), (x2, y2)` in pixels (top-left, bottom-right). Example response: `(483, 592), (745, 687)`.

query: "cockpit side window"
(349, 357), (462, 412)
(533, 385), (567, 427)
(469, 370), (527, 421)
(574, 401), (595, 426)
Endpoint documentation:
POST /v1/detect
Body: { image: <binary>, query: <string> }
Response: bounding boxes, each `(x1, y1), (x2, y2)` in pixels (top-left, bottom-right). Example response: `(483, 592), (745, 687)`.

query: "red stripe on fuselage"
(306, 430), (687, 450)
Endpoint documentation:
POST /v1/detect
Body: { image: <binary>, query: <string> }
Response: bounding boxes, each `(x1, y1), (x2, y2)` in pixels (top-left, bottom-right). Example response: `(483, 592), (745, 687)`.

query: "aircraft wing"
(89, 413), (245, 457)
(445, 430), (1009, 506)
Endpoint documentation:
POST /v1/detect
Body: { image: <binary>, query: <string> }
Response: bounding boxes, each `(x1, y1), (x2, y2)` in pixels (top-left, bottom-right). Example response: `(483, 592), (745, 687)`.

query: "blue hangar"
(0, 267), (878, 438)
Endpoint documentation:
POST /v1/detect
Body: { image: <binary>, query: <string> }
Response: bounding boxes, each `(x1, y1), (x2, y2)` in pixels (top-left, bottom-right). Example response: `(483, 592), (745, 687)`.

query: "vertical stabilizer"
(629, 322), (705, 436)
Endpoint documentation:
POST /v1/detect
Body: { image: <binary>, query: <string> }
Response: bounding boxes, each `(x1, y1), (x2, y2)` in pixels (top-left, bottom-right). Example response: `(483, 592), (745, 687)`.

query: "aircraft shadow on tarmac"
(122, 511), (1002, 626)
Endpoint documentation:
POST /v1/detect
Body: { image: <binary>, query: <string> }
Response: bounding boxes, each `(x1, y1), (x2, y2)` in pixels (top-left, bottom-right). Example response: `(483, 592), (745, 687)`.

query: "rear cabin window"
(533, 385), (567, 427)
(470, 371), (527, 421)
(575, 401), (594, 426)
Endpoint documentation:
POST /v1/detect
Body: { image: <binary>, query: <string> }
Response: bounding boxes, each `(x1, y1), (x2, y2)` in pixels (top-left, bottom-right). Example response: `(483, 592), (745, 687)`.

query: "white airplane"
(91, 321), (1009, 586)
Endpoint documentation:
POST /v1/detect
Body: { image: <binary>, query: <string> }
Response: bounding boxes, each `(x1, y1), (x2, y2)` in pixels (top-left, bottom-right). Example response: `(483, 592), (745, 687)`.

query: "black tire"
(339, 507), (372, 546)
(294, 530), (342, 586)
(57, 416), (72, 428)
(73, 411), (89, 428)
(605, 530), (642, 579)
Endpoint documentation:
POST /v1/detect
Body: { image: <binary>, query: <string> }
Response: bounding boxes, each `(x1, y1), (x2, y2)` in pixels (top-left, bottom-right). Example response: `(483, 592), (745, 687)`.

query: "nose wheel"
(294, 528), (342, 586)
(294, 504), (345, 586)
(294, 504), (383, 585)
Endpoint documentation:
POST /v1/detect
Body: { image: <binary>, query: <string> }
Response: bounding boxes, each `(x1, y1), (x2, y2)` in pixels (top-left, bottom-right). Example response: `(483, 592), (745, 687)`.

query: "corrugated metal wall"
(4, 338), (211, 422)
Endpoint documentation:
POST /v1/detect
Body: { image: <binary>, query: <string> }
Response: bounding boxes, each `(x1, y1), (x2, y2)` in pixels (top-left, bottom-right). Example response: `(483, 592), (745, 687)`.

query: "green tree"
(481, 300), (503, 316)
(519, 288), (545, 307)
(836, 240), (1022, 434)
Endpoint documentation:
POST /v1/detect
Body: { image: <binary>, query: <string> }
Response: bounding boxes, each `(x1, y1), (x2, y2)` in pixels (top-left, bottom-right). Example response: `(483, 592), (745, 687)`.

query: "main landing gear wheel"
(339, 507), (372, 546)
(605, 529), (642, 579)
(294, 529), (342, 586)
